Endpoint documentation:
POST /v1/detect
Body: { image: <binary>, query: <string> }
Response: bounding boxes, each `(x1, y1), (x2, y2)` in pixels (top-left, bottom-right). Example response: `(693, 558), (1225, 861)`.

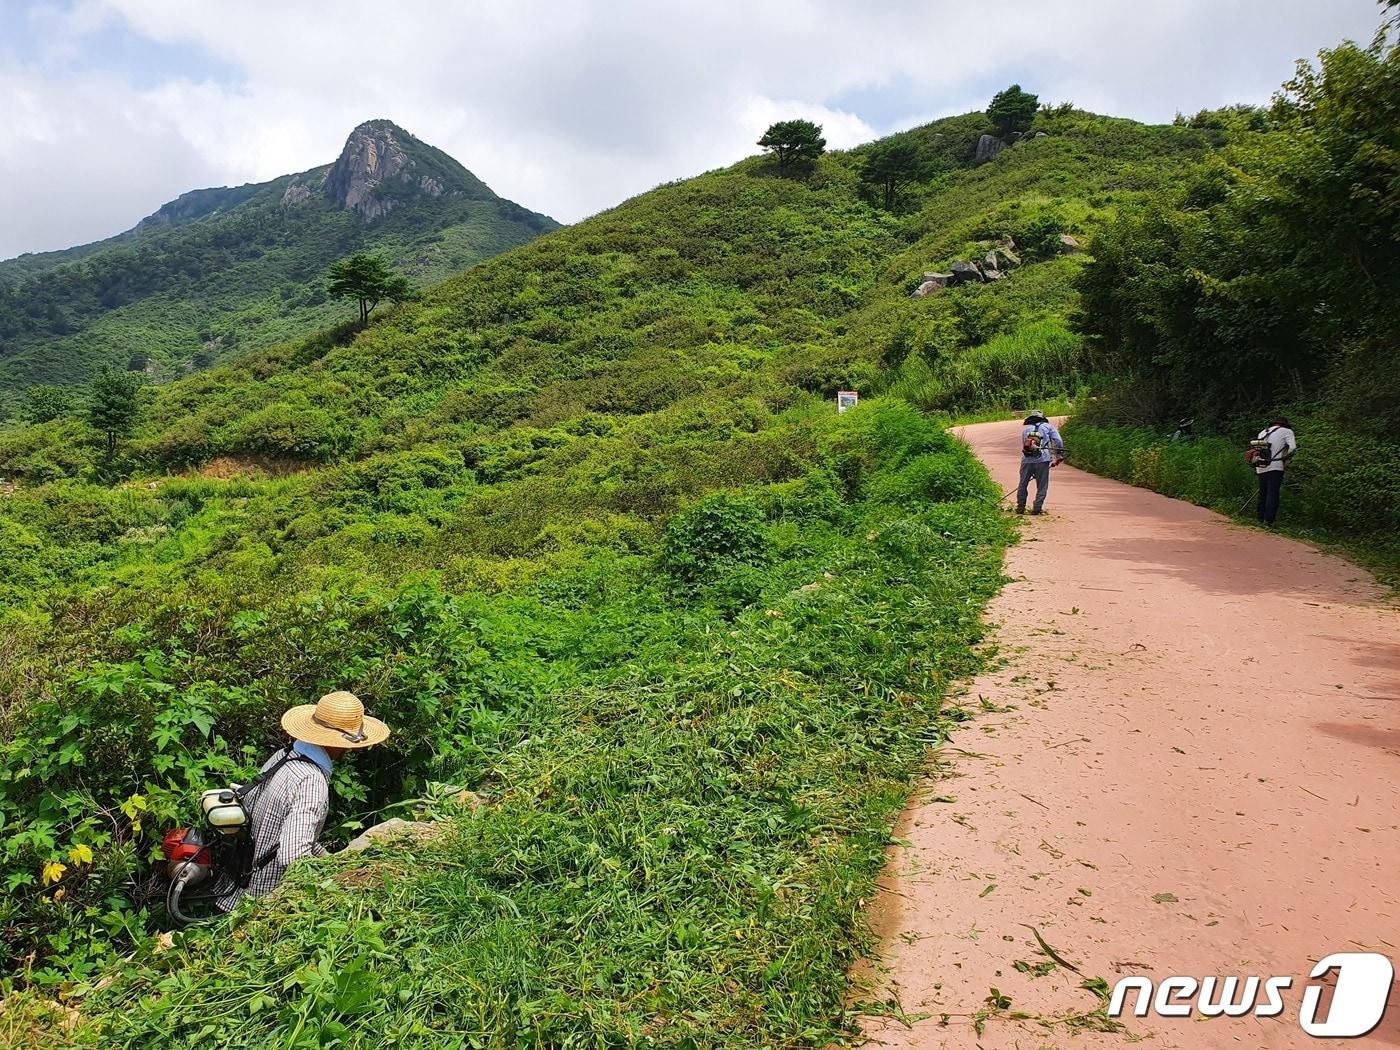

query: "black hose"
(165, 861), (207, 928)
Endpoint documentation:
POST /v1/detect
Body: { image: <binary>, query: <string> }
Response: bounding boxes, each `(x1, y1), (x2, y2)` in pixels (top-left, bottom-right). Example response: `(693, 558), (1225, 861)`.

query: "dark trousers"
(1257, 470), (1284, 524)
(1018, 460), (1051, 511)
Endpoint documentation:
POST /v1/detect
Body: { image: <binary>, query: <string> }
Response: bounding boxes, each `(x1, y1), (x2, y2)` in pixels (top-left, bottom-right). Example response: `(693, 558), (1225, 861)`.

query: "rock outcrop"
(280, 182), (315, 207)
(325, 121), (414, 220)
(912, 272), (953, 297)
(985, 247), (1021, 271)
(950, 260), (985, 285)
(913, 237), (1031, 296)
(975, 134), (1008, 162)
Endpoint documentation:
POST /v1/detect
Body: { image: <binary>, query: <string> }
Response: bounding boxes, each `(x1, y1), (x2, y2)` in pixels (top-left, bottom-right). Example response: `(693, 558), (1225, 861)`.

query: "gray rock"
(985, 248), (1021, 270)
(975, 134), (1007, 162)
(1034, 131), (1049, 139)
(984, 268), (1005, 281)
(326, 122), (412, 220)
(1058, 233), (1082, 253)
(280, 183), (312, 206)
(950, 260), (984, 285)
(913, 277), (949, 297)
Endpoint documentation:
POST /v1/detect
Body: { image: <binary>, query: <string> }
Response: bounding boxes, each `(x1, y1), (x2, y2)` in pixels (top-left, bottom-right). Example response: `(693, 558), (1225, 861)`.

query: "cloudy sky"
(0, 0), (1387, 259)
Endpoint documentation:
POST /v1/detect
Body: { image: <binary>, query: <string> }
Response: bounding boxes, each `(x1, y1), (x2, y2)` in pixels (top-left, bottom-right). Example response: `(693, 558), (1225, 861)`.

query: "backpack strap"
(234, 744), (299, 809)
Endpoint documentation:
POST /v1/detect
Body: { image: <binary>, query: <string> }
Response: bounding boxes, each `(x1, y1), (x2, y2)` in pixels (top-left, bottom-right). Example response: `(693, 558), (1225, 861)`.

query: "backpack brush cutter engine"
(159, 748), (301, 926)
(159, 788), (250, 926)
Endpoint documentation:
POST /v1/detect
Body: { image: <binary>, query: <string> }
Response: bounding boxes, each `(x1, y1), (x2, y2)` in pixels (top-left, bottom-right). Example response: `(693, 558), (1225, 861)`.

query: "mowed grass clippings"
(61, 412), (1010, 1049)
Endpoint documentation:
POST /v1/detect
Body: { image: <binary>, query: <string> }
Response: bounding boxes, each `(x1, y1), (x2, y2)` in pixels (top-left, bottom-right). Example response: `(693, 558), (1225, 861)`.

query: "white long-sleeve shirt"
(1255, 426), (1297, 474)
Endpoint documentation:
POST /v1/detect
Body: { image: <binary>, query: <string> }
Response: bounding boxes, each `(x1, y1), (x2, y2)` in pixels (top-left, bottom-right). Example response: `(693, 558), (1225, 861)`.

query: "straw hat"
(281, 691), (390, 749)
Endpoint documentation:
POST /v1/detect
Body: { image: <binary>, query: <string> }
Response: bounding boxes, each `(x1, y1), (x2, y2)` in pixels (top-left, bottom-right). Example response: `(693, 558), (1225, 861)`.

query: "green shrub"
(869, 452), (998, 506)
(660, 491), (770, 584)
(228, 403), (352, 461)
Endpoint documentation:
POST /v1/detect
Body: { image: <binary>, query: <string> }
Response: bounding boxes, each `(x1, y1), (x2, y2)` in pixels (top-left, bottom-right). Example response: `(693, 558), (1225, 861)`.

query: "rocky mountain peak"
(325, 120), (413, 220)
(319, 119), (468, 221)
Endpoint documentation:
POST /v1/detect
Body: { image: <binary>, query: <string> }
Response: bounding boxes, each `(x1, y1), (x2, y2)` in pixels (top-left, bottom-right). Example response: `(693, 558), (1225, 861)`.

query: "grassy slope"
(0, 161), (557, 404)
(0, 110), (1213, 1047)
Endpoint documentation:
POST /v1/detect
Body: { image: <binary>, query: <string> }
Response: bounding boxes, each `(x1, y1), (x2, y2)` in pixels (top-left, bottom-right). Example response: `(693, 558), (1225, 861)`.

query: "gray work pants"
(1018, 459), (1051, 511)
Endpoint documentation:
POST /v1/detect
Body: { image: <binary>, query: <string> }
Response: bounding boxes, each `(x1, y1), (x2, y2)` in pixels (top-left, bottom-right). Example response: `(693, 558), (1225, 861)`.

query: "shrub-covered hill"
(0, 120), (558, 407)
(1060, 33), (1400, 580)
(0, 107), (1214, 1047)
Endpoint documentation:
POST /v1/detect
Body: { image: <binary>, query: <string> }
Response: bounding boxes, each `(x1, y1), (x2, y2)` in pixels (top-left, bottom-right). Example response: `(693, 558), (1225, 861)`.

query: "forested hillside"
(1066, 32), (1400, 575)
(0, 120), (557, 408)
(0, 98), (1220, 1046)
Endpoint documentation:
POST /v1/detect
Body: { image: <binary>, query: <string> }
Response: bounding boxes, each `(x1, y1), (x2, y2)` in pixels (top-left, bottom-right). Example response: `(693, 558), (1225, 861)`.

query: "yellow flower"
(42, 860), (67, 886)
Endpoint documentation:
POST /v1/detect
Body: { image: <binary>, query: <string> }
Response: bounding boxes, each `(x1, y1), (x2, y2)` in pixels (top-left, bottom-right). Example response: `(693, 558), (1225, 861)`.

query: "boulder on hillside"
(1058, 233), (1082, 253)
(950, 260), (984, 285)
(913, 272), (953, 297)
(1034, 131), (1049, 139)
(975, 134), (1007, 162)
(984, 268), (1005, 281)
(985, 248), (1021, 271)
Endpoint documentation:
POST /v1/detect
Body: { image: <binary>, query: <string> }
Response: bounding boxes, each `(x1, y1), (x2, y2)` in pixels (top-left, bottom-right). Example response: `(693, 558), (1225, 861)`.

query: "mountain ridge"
(0, 120), (558, 405)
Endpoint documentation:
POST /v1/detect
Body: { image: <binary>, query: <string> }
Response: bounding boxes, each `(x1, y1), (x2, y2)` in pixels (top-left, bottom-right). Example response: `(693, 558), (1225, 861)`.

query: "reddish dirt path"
(860, 418), (1400, 1049)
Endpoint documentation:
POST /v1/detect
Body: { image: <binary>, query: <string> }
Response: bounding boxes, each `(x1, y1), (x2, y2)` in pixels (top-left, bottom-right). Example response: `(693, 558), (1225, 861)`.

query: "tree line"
(757, 84), (1042, 210)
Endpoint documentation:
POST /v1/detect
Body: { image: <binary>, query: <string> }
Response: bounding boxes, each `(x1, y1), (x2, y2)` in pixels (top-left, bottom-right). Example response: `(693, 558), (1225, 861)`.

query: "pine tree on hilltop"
(758, 120), (827, 171)
(988, 85), (1039, 137)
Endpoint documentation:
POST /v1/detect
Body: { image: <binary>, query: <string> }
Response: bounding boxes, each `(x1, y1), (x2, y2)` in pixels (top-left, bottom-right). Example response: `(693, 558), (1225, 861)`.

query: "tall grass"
(885, 317), (1086, 413)
(4, 402), (1014, 1048)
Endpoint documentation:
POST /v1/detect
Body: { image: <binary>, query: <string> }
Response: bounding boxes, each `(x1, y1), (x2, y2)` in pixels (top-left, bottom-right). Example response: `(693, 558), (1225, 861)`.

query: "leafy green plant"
(660, 492), (770, 585)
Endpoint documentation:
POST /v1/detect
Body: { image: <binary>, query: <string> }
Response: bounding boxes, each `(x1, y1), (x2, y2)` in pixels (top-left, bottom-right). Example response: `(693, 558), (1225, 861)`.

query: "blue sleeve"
(1047, 424), (1064, 452)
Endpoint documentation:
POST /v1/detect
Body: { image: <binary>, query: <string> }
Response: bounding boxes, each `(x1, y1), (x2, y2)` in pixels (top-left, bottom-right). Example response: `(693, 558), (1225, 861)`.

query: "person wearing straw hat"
(1017, 410), (1065, 516)
(216, 691), (390, 910)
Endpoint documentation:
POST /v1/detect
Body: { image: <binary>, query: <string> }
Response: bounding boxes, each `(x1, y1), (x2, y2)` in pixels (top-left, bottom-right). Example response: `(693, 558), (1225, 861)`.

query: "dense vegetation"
(1, 98), (1226, 1046)
(0, 122), (557, 409)
(1068, 31), (1400, 574)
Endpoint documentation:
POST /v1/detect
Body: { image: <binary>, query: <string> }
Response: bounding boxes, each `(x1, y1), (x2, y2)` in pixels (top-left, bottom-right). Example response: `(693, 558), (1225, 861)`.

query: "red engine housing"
(162, 827), (212, 867)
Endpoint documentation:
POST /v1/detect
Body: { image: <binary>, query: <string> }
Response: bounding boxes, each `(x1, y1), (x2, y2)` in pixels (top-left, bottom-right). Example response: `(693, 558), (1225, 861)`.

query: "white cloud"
(0, 0), (1386, 258)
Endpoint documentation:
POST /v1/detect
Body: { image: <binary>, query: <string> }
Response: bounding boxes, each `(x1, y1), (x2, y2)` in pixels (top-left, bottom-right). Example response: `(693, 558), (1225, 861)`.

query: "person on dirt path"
(1017, 410), (1064, 516)
(215, 691), (390, 911)
(1252, 415), (1297, 527)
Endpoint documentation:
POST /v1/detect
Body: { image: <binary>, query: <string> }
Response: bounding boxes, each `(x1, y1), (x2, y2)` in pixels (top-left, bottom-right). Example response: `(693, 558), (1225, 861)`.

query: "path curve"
(860, 418), (1399, 1049)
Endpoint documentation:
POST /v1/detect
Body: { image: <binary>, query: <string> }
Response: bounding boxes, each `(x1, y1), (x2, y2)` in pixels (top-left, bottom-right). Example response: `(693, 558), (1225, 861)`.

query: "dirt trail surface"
(860, 418), (1400, 1049)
